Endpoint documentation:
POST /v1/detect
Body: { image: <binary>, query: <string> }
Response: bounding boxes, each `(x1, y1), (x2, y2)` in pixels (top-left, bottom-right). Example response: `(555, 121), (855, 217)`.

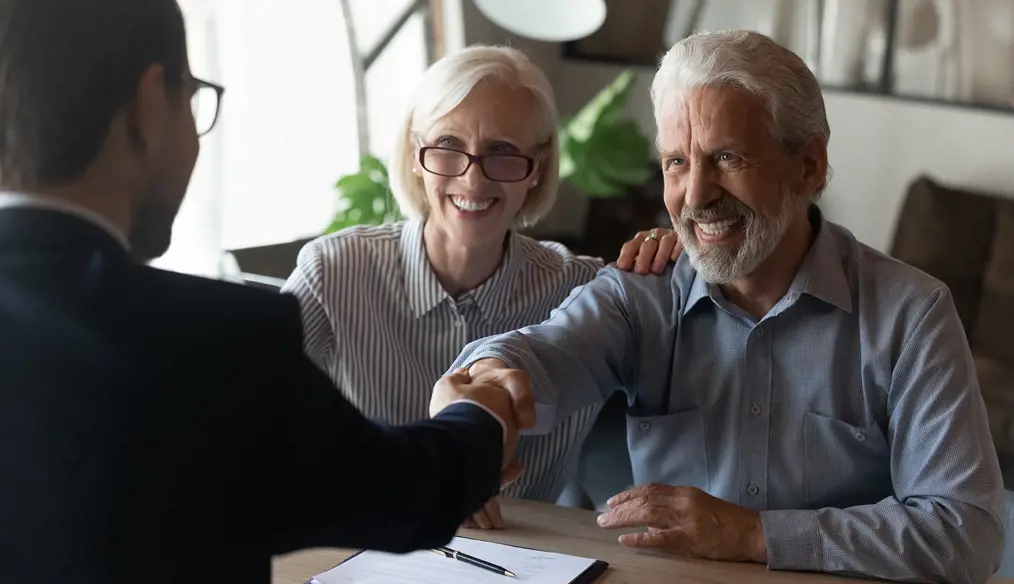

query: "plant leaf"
(564, 70), (636, 143)
(326, 155), (399, 234)
(556, 70), (655, 198)
(558, 129), (577, 180)
(360, 154), (389, 178)
(590, 119), (654, 185)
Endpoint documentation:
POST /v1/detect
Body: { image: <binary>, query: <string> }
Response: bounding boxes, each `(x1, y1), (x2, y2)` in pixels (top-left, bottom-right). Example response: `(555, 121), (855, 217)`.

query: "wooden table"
(273, 499), (1013, 583)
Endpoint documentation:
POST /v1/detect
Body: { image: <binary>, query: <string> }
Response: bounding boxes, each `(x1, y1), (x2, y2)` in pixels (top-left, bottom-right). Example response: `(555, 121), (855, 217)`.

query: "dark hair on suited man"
(0, 0), (187, 191)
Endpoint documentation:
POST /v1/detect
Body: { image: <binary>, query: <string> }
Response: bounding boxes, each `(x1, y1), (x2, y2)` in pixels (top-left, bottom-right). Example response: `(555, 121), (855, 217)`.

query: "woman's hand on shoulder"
(613, 228), (682, 274)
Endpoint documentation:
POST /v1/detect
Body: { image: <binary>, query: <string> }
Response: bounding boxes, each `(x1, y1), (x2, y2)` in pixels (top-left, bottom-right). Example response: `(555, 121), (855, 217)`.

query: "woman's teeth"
(451, 196), (494, 212)
(697, 217), (740, 236)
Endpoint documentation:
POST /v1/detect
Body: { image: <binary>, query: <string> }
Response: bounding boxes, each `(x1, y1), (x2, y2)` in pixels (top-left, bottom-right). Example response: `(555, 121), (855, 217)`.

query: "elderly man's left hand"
(596, 484), (768, 563)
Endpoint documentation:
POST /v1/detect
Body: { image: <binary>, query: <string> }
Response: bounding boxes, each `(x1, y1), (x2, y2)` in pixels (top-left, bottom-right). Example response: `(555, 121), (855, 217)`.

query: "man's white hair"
(388, 45), (559, 228)
(651, 30), (832, 198)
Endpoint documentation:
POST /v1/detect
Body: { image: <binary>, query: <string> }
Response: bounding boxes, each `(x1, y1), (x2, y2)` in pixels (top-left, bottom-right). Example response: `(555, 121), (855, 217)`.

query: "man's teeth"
(451, 196), (494, 212)
(697, 217), (739, 236)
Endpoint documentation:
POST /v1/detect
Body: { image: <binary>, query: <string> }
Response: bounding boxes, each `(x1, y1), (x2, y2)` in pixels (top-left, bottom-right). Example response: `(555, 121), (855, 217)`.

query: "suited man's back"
(0, 209), (503, 582)
(0, 2), (512, 580)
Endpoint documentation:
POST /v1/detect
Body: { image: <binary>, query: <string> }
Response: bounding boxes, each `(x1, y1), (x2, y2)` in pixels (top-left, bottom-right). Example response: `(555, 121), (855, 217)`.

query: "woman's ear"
(529, 145), (548, 188)
(528, 164), (542, 189)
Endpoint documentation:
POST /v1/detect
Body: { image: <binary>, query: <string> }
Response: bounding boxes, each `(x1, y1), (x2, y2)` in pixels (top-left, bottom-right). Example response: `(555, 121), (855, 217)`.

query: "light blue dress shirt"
(452, 211), (1005, 583)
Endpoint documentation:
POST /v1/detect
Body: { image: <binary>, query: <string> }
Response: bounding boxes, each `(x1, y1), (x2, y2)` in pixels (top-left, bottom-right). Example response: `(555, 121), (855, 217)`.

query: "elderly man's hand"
(596, 484), (768, 563)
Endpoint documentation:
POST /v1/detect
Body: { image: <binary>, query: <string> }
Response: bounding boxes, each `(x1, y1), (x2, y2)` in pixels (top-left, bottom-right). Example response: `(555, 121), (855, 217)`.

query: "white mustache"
(680, 198), (751, 222)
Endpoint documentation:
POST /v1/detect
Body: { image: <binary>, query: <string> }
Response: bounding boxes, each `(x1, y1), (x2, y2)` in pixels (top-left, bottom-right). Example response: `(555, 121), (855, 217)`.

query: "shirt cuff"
(759, 508), (824, 571)
(452, 399), (508, 444)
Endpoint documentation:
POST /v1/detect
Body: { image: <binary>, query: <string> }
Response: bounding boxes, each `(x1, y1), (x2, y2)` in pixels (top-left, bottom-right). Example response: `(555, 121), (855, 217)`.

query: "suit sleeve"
(267, 299), (502, 555)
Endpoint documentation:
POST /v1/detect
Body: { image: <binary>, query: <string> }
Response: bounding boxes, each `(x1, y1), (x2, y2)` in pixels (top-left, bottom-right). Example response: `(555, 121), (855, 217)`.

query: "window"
(154, 0), (439, 277)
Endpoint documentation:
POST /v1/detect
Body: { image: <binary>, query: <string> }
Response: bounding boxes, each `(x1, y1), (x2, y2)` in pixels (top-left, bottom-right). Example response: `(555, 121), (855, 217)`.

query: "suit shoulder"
(131, 265), (302, 336)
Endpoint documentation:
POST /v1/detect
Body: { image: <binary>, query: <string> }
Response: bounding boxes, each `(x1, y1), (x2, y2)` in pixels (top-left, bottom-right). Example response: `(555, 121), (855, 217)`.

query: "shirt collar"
(399, 218), (524, 319)
(682, 205), (852, 316)
(787, 206), (852, 313)
(469, 230), (523, 319)
(401, 219), (447, 318)
(683, 269), (713, 315)
(0, 191), (131, 251)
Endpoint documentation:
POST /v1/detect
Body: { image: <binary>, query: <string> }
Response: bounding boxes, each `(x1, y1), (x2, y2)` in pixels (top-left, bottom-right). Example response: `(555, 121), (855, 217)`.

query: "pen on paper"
(430, 546), (518, 578)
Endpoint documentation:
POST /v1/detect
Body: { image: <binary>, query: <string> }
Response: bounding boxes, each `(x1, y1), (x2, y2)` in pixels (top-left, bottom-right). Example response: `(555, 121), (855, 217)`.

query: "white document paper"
(309, 536), (600, 584)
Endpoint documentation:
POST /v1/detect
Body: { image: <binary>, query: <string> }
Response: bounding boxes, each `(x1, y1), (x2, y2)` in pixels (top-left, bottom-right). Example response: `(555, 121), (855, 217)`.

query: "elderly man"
(448, 30), (1005, 583)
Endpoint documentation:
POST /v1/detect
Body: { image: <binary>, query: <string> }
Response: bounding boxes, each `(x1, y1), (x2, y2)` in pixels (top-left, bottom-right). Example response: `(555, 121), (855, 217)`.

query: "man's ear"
(126, 64), (169, 152)
(794, 137), (828, 200)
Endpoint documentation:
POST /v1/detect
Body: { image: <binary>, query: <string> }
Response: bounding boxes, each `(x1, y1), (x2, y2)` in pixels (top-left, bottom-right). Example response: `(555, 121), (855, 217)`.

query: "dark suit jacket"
(0, 208), (502, 583)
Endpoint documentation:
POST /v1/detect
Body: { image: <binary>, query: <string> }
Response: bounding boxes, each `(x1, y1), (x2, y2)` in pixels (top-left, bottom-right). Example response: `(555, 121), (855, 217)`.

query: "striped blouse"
(281, 219), (605, 502)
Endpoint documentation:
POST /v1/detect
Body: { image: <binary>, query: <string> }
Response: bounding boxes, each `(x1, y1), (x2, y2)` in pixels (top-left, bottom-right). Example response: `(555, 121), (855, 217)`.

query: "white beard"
(676, 188), (798, 284)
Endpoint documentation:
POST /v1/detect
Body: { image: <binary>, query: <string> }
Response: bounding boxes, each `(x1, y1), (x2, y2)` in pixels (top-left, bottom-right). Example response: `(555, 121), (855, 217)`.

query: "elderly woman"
(281, 44), (678, 528)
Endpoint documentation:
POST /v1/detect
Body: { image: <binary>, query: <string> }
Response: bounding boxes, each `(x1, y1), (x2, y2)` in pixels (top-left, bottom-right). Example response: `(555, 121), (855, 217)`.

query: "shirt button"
(855, 432), (866, 441)
(747, 484), (759, 495)
(755, 326), (764, 337)
(639, 421), (651, 431)
(750, 404), (762, 416)
(454, 318), (463, 327)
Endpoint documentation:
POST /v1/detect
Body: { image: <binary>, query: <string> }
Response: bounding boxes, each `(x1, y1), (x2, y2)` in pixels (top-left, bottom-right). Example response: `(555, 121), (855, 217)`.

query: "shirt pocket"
(626, 408), (710, 491)
(803, 411), (892, 508)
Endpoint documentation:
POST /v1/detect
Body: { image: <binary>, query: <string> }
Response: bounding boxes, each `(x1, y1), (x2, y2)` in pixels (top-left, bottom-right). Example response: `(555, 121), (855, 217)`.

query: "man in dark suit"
(0, 1), (533, 582)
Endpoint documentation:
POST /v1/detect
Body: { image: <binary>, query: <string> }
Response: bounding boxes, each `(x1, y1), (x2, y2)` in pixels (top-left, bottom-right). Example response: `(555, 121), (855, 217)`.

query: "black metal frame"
(562, 0), (1014, 115)
(192, 76), (226, 137)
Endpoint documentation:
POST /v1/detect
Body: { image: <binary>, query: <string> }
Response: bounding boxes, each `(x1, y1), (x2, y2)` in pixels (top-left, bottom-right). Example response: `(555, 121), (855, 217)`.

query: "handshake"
(429, 359), (532, 472)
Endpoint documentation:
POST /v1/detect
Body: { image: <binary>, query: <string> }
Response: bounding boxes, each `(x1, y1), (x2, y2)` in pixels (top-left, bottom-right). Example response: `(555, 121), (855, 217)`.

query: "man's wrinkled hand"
(596, 484), (768, 563)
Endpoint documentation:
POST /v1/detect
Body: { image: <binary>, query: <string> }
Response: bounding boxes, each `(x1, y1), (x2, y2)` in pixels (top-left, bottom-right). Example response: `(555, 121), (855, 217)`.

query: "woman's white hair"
(389, 45), (559, 228)
(651, 30), (832, 198)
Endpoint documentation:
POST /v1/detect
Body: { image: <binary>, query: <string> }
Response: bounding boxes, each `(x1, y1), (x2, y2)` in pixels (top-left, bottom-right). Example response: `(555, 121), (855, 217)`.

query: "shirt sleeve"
(449, 268), (639, 434)
(759, 287), (1006, 584)
(280, 241), (337, 373)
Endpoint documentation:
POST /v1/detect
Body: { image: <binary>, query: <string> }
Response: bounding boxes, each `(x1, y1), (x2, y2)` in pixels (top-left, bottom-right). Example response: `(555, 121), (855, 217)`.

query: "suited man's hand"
(430, 368), (530, 466)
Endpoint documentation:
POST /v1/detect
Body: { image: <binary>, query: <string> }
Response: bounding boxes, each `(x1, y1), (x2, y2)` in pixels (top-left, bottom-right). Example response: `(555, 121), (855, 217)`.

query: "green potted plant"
(324, 154), (400, 234)
(558, 70), (665, 259)
(558, 70), (655, 197)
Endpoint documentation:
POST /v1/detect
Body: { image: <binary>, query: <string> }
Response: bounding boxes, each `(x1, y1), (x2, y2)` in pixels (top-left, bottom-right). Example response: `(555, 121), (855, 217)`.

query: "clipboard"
(306, 536), (609, 584)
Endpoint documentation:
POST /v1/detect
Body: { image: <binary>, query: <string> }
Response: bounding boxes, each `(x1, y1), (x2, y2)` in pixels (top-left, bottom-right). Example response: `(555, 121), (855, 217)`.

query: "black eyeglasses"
(191, 76), (225, 137)
(419, 146), (535, 183)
